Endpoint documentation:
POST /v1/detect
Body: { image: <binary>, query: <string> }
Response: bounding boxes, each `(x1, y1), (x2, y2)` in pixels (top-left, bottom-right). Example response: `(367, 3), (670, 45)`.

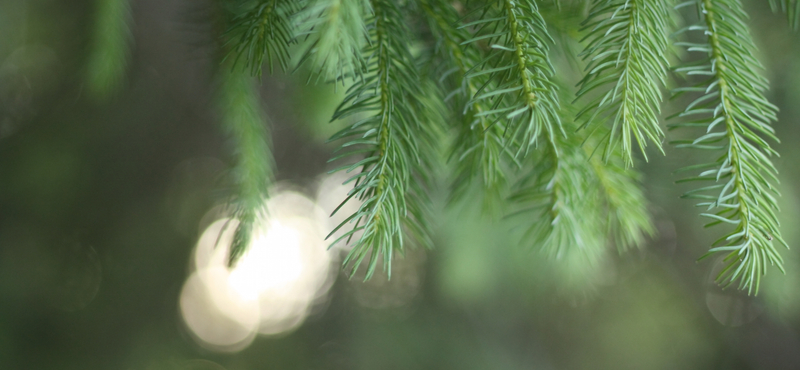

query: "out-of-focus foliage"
(85, 0), (132, 98)
(223, 0), (300, 75)
(294, 0), (369, 83)
(419, 0), (509, 214)
(771, 0), (800, 30)
(4, 1), (800, 369)
(217, 69), (274, 266)
(205, 0), (791, 294)
(326, 0), (435, 279)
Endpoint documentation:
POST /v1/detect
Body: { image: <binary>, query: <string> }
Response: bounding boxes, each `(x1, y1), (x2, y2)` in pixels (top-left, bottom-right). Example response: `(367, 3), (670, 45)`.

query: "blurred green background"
(3, 1), (800, 369)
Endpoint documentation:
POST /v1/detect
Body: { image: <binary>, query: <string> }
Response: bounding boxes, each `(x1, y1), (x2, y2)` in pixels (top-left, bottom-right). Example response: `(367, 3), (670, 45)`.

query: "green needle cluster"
(85, 0), (795, 294)
(672, 0), (785, 294)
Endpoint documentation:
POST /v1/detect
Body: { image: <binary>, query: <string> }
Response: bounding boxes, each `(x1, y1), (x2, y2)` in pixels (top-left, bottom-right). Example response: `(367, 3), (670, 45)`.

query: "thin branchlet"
(294, 0), (369, 83)
(327, 0), (432, 280)
(223, 0), (300, 76)
(510, 125), (606, 262)
(418, 0), (508, 212)
(575, 0), (671, 167)
(461, 0), (562, 157)
(586, 133), (655, 252)
(218, 69), (274, 266)
(511, 83), (654, 264)
(672, 0), (785, 294)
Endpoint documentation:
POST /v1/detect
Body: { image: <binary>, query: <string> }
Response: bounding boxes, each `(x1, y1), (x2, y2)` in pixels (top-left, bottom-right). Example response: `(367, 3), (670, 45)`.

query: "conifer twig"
(418, 0), (509, 212)
(218, 69), (274, 266)
(461, 0), (562, 157)
(294, 0), (369, 82)
(327, 0), (432, 279)
(575, 0), (671, 167)
(223, 0), (300, 76)
(672, 0), (785, 294)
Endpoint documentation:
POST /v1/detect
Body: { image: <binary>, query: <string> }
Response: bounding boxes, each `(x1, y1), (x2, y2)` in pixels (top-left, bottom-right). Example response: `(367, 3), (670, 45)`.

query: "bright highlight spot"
(228, 220), (304, 300)
(180, 268), (259, 352)
(180, 189), (336, 352)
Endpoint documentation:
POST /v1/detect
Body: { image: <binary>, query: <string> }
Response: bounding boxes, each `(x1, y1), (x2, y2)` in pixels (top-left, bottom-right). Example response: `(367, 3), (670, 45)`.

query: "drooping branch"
(217, 69), (274, 266)
(327, 0), (432, 279)
(575, 0), (671, 167)
(418, 0), (509, 212)
(672, 0), (785, 294)
(223, 0), (300, 76)
(461, 0), (562, 157)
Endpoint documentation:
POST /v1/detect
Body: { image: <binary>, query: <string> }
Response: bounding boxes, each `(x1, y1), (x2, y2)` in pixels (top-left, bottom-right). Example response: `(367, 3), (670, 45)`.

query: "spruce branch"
(575, 0), (671, 167)
(672, 0), (785, 294)
(461, 0), (562, 157)
(587, 135), (655, 251)
(218, 69), (274, 266)
(327, 0), (432, 279)
(222, 0), (300, 76)
(555, 22), (656, 253)
(417, 0), (509, 212)
(510, 130), (607, 262)
(770, 0), (800, 31)
(294, 0), (369, 82)
(197, 0), (788, 291)
(86, 0), (133, 99)
(511, 86), (654, 261)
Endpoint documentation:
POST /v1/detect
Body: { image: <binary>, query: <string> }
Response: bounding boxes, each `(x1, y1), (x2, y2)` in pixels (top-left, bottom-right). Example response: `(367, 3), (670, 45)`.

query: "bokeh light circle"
(180, 189), (337, 351)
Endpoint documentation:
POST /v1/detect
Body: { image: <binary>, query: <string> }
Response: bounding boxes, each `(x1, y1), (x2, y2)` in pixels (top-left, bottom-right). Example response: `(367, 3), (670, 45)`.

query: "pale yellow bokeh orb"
(179, 189), (337, 351)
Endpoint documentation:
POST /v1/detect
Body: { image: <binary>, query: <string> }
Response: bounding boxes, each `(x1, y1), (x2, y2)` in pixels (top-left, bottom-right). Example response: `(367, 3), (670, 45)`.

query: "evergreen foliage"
(86, 0), (133, 98)
(223, 0), (300, 76)
(325, 0), (435, 279)
(86, 0), (795, 294)
(575, 0), (671, 167)
(672, 0), (784, 294)
(418, 0), (509, 212)
(511, 87), (654, 266)
(294, 0), (369, 82)
(218, 69), (274, 266)
(510, 120), (606, 263)
(459, 0), (562, 158)
(771, 0), (800, 30)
